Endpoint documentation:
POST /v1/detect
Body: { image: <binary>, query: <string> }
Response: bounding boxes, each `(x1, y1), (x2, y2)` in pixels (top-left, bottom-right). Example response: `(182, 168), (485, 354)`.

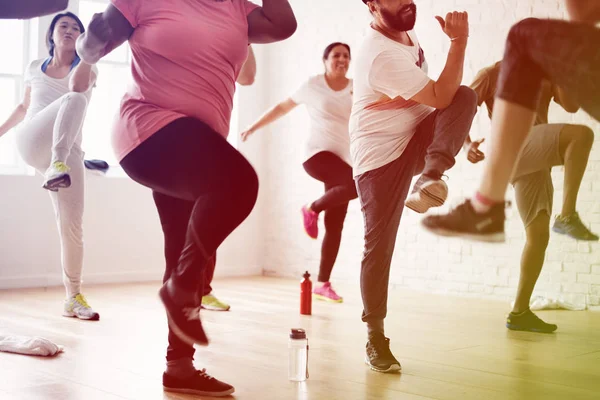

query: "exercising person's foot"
(421, 199), (506, 242)
(159, 279), (208, 346)
(43, 161), (71, 191)
(365, 333), (401, 373)
(506, 309), (557, 333)
(163, 369), (234, 397)
(552, 212), (599, 241)
(301, 205), (319, 239)
(313, 282), (343, 303)
(63, 293), (100, 321)
(201, 293), (231, 311)
(405, 174), (448, 214)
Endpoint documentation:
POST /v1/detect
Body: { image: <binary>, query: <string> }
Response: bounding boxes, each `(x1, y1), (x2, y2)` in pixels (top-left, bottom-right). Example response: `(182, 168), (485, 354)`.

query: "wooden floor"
(0, 277), (599, 400)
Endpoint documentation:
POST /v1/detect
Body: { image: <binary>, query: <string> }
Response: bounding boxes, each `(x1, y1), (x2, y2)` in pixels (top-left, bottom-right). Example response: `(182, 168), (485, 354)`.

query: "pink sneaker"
(301, 205), (319, 239)
(313, 282), (343, 303)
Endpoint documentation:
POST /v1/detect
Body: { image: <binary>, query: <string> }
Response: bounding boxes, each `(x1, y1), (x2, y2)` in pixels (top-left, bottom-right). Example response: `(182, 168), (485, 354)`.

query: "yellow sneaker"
(201, 294), (230, 311)
(63, 293), (100, 321)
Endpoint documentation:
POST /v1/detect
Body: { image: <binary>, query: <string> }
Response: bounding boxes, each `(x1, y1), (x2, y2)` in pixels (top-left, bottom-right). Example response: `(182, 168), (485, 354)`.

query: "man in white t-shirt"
(352, 0), (477, 373)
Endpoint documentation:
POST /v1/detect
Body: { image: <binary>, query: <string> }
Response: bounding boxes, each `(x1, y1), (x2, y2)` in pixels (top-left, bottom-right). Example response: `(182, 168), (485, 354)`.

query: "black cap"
(290, 328), (307, 339)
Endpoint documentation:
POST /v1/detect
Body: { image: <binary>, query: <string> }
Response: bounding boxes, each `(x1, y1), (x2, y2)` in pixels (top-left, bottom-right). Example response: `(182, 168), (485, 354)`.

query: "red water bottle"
(300, 271), (312, 315)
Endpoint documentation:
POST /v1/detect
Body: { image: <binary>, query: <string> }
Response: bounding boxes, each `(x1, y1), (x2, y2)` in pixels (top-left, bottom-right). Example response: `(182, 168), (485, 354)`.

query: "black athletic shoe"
(506, 309), (557, 333)
(365, 334), (401, 373)
(421, 199), (506, 242)
(159, 280), (209, 347)
(163, 369), (235, 397)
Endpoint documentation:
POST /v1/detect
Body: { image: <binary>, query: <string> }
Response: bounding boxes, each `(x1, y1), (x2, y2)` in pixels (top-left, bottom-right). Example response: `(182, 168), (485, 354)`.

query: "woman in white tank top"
(0, 12), (99, 320)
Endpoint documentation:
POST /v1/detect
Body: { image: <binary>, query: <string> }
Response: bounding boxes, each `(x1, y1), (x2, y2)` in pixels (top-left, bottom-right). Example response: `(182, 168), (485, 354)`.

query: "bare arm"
(237, 46), (257, 86)
(76, 5), (134, 65)
(410, 12), (469, 109)
(247, 0), (297, 44)
(0, 87), (30, 138)
(0, 0), (67, 19)
(565, 0), (600, 23)
(552, 84), (580, 113)
(69, 62), (97, 93)
(240, 98), (298, 141)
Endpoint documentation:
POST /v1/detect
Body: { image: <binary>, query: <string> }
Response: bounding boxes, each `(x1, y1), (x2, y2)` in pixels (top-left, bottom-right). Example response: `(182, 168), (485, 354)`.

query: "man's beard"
(380, 3), (417, 32)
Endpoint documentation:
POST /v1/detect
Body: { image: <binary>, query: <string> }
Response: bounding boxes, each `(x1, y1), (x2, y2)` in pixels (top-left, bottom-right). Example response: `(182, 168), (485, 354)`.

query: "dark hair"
(322, 42), (351, 61)
(46, 12), (85, 56)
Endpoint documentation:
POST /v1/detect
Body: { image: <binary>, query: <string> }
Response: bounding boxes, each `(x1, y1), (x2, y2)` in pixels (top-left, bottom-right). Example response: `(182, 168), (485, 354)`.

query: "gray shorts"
(510, 124), (565, 227)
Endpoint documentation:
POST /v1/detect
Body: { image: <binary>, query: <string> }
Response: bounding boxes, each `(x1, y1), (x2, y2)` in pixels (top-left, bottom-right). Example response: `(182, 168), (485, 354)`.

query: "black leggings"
(121, 117), (259, 361)
(303, 151), (358, 282)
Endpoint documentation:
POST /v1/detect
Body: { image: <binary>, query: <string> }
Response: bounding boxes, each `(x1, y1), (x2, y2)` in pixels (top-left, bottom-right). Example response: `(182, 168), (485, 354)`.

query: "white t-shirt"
(349, 28), (434, 177)
(23, 59), (97, 120)
(290, 74), (353, 166)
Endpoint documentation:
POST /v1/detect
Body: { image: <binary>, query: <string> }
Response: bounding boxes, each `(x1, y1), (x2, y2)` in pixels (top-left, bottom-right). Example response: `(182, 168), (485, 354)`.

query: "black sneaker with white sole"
(159, 280), (209, 347)
(163, 369), (235, 397)
(405, 174), (448, 214)
(421, 199), (506, 242)
(506, 309), (557, 334)
(365, 334), (401, 373)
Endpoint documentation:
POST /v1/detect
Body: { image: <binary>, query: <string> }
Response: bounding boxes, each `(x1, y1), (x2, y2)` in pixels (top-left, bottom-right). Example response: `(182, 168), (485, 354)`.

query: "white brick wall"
(253, 0), (600, 306)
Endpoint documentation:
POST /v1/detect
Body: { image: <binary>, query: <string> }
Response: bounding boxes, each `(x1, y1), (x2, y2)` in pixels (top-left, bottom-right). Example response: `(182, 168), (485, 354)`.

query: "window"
(78, 0), (131, 166)
(0, 0), (242, 175)
(0, 19), (31, 174)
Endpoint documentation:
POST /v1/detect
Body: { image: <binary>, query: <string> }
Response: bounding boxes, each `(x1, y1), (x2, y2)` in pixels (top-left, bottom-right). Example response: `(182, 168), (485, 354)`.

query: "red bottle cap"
(290, 328), (307, 339)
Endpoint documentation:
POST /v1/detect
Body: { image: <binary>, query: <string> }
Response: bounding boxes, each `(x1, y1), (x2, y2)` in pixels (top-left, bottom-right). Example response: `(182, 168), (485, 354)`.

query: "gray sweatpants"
(355, 86), (477, 332)
(15, 92), (89, 298)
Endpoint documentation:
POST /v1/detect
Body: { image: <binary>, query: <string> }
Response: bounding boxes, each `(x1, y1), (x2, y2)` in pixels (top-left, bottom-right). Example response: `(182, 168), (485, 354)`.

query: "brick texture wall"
(251, 0), (600, 306)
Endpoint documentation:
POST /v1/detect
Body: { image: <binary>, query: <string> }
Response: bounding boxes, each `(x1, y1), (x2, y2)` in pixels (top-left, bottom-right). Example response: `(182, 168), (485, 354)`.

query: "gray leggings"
(15, 92), (88, 298)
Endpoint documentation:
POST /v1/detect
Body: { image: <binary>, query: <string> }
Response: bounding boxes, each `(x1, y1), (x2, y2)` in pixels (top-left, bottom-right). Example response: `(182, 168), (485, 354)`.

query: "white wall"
(258, 0), (600, 306)
(0, 7), (271, 289)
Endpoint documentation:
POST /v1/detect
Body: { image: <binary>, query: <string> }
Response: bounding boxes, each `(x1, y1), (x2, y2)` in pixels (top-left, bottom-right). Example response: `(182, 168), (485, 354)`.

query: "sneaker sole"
(159, 287), (209, 347)
(313, 294), (343, 303)
(201, 304), (231, 311)
(62, 311), (100, 321)
(552, 226), (599, 241)
(405, 182), (448, 214)
(364, 357), (402, 373)
(43, 174), (71, 191)
(421, 221), (506, 243)
(163, 386), (235, 397)
(506, 323), (557, 334)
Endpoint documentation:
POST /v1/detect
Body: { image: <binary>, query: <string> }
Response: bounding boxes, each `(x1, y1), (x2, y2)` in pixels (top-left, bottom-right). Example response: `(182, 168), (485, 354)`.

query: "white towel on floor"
(511, 295), (587, 311)
(0, 335), (64, 357)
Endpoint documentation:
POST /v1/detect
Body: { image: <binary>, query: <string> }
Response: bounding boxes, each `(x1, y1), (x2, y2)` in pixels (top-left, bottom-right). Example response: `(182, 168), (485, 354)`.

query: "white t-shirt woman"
(241, 42), (357, 302)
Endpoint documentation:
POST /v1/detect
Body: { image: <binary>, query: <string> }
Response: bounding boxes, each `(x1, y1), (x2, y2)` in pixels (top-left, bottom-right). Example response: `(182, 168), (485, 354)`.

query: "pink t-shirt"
(110, 0), (259, 161)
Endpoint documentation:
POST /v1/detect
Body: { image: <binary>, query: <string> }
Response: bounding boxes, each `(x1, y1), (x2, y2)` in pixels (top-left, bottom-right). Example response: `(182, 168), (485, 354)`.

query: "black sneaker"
(405, 174), (448, 214)
(163, 369), (235, 397)
(552, 212), (599, 241)
(365, 334), (401, 373)
(159, 280), (209, 347)
(421, 199), (506, 242)
(506, 309), (557, 333)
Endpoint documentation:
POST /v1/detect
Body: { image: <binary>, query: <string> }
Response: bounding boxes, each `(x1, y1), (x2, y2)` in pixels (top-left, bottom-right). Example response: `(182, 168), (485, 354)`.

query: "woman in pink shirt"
(76, 1), (296, 396)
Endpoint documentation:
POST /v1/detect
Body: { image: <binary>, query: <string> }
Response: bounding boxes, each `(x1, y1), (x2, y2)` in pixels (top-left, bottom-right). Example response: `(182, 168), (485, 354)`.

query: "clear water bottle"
(288, 328), (308, 381)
